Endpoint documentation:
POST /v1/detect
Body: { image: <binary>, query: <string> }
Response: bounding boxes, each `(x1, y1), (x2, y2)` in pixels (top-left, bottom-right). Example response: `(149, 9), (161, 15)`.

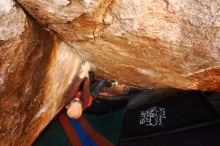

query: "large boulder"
(2, 0), (220, 145)
(17, 0), (220, 91)
(0, 1), (82, 145)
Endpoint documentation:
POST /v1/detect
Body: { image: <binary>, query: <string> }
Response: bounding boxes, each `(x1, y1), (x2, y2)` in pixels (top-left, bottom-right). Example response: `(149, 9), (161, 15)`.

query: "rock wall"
(2, 0), (220, 145)
(17, 0), (220, 91)
(0, 1), (82, 145)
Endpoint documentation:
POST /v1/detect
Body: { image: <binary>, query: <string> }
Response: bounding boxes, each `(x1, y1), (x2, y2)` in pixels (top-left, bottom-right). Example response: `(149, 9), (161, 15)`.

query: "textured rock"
(0, 1), (82, 145)
(2, 0), (220, 145)
(17, 0), (220, 91)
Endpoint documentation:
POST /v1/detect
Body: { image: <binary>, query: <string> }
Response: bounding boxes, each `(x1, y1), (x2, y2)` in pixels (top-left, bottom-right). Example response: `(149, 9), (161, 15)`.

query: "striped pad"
(59, 111), (114, 146)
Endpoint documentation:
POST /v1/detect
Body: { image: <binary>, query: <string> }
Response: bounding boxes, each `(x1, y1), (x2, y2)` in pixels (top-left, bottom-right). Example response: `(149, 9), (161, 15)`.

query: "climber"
(63, 61), (91, 119)
(64, 61), (118, 119)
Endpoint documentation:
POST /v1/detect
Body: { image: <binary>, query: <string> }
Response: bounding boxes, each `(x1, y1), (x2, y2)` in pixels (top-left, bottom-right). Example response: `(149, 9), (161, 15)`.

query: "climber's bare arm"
(81, 73), (91, 110)
(64, 62), (90, 105)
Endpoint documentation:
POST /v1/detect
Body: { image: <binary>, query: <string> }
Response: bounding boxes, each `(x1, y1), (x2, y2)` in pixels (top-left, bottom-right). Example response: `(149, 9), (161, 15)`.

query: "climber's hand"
(79, 61), (90, 79)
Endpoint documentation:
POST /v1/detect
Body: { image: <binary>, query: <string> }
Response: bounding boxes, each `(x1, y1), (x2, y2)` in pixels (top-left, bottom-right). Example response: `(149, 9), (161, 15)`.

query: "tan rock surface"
(1, 0), (220, 145)
(0, 1), (82, 145)
(17, 0), (220, 91)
